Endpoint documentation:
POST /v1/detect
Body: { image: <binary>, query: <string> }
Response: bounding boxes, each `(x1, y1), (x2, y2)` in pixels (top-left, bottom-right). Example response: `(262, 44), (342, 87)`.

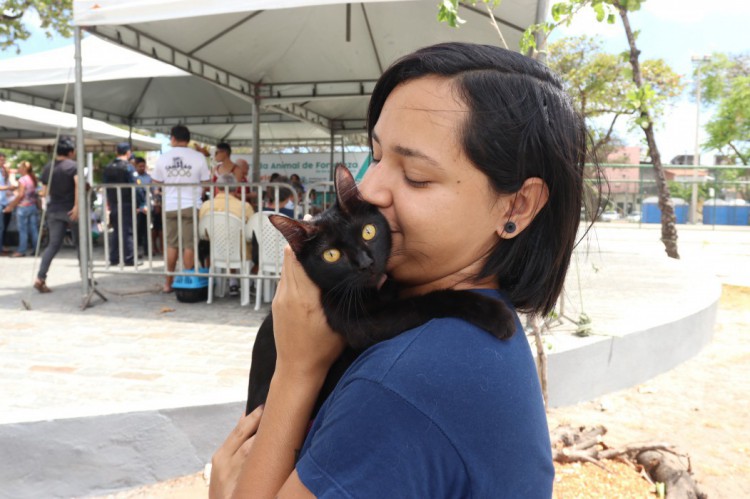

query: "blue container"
(642, 197), (688, 224)
(729, 205), (750, 226)
(173, 268), (209, 303)
(642, 202), (661, 223)
(703, 203), (729, 225)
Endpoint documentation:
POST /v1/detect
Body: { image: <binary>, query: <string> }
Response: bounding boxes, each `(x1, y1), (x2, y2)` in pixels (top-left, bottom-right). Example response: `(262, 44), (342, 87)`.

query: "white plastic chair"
(199, 212), (252, 306)
(249, 212), (287, 310)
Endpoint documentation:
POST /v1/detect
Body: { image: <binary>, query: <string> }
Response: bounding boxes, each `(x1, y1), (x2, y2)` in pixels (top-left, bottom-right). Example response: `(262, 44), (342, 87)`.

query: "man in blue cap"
(102, 142), (136, 265)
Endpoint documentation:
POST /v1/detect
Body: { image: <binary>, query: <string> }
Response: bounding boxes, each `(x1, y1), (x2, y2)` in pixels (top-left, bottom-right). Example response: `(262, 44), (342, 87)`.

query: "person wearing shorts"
(151, 125), (210, 292)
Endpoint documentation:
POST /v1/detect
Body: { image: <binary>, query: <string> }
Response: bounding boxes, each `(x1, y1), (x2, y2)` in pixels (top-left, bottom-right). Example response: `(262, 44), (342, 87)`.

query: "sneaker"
(229, 284), (240, 297)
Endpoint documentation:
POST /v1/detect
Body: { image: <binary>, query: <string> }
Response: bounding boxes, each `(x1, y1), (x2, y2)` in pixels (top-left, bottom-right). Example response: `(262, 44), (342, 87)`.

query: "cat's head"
(269, 165), (391, 294)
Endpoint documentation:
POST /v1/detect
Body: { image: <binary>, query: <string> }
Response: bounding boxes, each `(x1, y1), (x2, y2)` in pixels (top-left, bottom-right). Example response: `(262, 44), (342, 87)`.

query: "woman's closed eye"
(404, 175), (430, 188)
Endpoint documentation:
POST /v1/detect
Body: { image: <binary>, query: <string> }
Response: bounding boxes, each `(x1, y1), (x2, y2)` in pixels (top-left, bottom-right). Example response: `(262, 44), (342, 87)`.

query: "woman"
(210, 43), (597, 498)
(0, 156), (12, 254)
(3, 161), (39, 257)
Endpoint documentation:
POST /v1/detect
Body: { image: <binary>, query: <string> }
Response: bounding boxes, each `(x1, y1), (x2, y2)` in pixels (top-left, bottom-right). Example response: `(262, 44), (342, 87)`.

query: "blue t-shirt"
(297, 290), (553, 498)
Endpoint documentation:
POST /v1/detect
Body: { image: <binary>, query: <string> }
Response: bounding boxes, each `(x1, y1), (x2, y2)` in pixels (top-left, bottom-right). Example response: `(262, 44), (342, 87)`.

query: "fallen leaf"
(160, 307), (175, 314)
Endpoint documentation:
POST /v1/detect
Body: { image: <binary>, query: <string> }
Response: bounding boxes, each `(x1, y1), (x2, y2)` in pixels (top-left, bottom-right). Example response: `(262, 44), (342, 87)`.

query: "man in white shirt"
(152, 125), (210, 293)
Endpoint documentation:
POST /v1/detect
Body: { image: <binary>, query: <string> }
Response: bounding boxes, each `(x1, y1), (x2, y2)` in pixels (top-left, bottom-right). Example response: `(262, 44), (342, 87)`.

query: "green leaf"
(594, 3), (606, 22)
(607, 13), (617, 24)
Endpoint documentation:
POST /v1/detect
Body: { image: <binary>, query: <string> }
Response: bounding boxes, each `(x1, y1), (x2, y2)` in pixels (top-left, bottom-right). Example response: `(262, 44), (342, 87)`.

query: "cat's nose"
(357, 251), (373, 270)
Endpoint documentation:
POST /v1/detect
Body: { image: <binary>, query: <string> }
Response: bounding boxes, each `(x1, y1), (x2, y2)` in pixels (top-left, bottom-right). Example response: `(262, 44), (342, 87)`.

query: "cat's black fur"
(245, 165), (516, 416)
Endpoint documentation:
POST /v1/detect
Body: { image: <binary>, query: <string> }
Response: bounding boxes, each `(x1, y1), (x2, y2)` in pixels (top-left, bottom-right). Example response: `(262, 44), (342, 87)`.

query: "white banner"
(235, 152), (372, 185)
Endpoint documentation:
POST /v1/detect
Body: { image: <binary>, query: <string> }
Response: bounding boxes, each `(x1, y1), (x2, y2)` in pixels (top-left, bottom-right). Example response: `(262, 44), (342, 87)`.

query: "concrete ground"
(0, 222), (748, 498)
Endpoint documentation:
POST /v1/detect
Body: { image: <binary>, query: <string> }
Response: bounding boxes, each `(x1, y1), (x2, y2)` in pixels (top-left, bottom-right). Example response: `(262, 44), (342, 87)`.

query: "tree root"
(550, 425), (707, 497)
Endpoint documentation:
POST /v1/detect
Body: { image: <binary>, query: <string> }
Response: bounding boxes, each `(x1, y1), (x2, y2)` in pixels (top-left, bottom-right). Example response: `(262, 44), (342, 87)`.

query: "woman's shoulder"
(347, 316), (531, 394)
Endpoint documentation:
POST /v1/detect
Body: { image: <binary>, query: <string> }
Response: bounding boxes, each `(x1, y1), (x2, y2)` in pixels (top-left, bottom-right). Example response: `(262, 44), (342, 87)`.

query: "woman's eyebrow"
(372, 131), (442, 169)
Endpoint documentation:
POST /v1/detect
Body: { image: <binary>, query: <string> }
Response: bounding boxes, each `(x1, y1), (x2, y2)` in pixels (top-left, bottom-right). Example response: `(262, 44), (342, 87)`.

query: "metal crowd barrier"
(85, 180), (336, 306)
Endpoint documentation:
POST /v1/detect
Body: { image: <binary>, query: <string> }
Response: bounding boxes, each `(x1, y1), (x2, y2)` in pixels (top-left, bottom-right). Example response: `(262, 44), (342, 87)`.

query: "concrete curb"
(0, 402), (244, 499)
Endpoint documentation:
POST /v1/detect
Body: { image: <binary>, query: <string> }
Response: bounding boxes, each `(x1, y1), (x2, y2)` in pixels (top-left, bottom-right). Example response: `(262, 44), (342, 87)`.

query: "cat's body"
(246, 165), (516, 416)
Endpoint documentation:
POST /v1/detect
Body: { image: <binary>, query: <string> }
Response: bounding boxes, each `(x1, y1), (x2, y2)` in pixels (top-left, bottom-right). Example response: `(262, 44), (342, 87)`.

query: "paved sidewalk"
(2, 224), (749, 424)
(1, 248), (268, 425)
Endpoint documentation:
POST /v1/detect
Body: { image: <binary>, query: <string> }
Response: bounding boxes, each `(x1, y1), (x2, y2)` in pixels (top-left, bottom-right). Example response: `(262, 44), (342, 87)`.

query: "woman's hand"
(209, 405), (264, 499)
(272, 245), (345, 379)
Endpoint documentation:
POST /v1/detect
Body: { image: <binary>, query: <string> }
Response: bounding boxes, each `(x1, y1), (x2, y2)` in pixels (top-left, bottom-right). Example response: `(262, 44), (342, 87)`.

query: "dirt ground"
(100, 285), (750, 498)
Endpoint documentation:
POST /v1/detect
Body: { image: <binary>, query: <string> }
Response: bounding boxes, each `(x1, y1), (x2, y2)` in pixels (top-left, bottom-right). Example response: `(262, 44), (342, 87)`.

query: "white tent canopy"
(73, 0), (544, 137)
(0, 100), (162, 152)
(0, 37), (328, 145)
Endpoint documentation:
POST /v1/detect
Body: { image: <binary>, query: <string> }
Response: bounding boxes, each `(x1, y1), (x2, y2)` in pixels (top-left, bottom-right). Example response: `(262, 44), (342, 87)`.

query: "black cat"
(246, 165), (516, 416)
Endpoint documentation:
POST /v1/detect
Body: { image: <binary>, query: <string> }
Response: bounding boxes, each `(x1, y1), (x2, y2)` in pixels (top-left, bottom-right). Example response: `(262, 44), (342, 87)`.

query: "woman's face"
(359, 76), (511, 296)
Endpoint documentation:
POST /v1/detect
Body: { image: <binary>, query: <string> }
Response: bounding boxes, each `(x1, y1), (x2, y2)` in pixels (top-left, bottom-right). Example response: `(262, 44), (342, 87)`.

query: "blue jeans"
(38, 210), (78, 282)
(0, 205), (5, 249)
(16, 205), (39, 254)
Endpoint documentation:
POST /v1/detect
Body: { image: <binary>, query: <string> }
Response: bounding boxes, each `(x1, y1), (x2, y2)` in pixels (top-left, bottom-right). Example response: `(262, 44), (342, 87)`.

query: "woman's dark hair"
(367, 42), (601, 316)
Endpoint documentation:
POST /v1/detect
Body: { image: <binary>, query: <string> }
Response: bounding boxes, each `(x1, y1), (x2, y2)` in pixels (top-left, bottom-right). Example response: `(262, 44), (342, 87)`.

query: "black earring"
(504, 221), (516, 234)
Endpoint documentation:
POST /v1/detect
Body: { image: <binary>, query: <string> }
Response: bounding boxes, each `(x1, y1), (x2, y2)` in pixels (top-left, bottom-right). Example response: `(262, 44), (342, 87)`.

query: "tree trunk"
(615, 2), (680, 259)
(531, 316), (548, 408)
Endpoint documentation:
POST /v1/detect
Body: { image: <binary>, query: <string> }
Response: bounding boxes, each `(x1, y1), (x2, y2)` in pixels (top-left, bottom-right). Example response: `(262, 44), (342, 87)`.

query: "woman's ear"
(497, 177), (549, 239)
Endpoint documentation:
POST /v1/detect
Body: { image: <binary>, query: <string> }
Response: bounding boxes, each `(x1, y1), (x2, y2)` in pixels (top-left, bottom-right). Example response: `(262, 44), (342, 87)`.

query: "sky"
(1, 1), (749, 163)
(550, 0), (750, 163)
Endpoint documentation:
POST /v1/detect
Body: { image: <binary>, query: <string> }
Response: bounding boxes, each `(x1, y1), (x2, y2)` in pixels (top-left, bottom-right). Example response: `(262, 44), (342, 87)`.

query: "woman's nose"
(358, 162), (392, 208)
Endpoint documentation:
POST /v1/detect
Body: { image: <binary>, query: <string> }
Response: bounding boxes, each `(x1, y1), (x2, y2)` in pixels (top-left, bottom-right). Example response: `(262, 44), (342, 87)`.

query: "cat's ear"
(269, 215), (318, 254)
(334, 164), (362, 214)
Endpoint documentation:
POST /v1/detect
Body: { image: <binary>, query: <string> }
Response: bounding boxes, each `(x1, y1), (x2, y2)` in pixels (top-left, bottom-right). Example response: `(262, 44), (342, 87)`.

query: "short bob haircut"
(367, 42), (595, 317)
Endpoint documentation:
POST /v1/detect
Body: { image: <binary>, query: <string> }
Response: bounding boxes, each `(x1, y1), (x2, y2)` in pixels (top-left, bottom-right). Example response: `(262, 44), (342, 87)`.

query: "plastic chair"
(249, 212), (287, 310)
(199, 212), (252, 306)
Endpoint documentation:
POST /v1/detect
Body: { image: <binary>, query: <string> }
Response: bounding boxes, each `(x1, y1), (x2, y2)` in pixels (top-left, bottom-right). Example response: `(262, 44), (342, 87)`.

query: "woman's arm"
(210, 246), (345, 499)
(3, 182), (25, 212)
(68, 175), (79, 221)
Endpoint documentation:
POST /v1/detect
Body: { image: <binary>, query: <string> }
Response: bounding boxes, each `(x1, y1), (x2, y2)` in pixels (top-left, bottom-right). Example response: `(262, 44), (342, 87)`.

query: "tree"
(439, 0), (681, 258)
(611, 0), (679, 258)
(547, 35), (683, 163)
(0, 0), (73, 53)
(698, 53), (750, 166)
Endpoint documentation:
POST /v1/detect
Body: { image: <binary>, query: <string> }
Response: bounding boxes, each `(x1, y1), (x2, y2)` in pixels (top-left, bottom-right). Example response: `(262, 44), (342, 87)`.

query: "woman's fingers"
(209, 406), (264, 498)
(219, 405), (264, 457)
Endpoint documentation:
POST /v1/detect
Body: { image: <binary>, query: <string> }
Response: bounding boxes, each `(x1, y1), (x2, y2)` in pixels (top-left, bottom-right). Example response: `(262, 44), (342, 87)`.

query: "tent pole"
(252, 96), (261, 182)
(329, 130), (335, 182)
(74, 26), (90, 303)
(534, 0), (550, 65)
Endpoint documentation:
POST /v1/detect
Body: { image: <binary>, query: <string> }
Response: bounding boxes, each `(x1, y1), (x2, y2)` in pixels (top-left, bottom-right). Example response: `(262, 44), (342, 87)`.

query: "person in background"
(262, 176), (295, 218)
(0, 153), (12, 255)
(213, 142), (239, 182)
(152, 125), (211, 293)
(133, 156), (152, 257)
(3, 161), (39, 257)
(36, 137), (80, 293)
(289, 173), (305, 195)
(198, 173), (255, 297)
(233, 158), (256, 209)
(102, 142), (136, 266)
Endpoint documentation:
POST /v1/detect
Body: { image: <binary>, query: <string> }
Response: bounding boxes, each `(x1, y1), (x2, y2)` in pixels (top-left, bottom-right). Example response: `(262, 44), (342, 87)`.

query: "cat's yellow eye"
(322, 248), (341, 263)
(362, 224), (377, 241)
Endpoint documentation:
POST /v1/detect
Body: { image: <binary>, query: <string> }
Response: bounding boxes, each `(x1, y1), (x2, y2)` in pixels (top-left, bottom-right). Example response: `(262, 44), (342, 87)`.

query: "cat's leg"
(246, 314), (277, 415)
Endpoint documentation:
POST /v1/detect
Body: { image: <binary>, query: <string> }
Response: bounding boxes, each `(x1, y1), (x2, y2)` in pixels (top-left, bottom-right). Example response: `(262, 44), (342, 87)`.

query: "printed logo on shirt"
(165, 157), (193, 177)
